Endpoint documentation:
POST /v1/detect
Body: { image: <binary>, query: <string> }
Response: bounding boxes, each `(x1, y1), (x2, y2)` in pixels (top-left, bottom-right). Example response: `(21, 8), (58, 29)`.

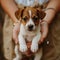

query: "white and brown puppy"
(13, 7), (46, 60)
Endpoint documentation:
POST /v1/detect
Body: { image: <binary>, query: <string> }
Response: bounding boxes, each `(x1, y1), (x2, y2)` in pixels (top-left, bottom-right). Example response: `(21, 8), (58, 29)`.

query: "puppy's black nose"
(28, 25), (33, 31)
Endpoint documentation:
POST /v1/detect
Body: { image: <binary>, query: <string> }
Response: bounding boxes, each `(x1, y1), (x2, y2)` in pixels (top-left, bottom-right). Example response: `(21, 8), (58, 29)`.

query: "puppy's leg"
(31, 33), (41, 52)
(13, 45), (22, 60)
(34, 48), (42, 60)
(18, 34), (27, 52)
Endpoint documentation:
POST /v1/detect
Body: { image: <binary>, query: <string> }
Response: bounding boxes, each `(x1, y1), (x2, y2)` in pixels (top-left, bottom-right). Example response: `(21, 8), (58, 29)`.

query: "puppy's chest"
(23, 32), (36, 42)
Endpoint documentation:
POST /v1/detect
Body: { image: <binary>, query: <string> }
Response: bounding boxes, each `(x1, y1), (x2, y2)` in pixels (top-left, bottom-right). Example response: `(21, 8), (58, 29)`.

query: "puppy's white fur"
(13, 10), (42, 60)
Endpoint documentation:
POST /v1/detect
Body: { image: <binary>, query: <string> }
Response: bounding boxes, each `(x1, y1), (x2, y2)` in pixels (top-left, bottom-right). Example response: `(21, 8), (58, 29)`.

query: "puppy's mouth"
(28, 28), (34, 31)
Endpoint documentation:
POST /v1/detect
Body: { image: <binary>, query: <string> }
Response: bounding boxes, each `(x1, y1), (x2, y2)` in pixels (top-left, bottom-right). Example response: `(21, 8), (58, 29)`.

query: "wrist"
(44, 8), (56, 13)
(43, 8), (56, 24)
(41, 20), (49, 27)
(42, 19), (50, 25)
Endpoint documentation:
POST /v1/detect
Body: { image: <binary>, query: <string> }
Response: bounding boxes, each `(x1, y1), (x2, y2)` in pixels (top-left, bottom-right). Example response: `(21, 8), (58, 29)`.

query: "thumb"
(39, 21), (48, 44)
(13, 29), (18, 44)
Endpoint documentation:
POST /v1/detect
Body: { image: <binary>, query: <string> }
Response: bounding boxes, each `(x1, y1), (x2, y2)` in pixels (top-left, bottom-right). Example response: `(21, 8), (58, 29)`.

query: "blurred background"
(0, 5), (6, 60)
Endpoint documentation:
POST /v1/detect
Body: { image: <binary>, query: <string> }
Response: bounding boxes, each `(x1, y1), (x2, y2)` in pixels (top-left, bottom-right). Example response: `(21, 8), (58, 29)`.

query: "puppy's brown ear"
(37, 8), (46, 19)
(15, 8), (21, 20)
(15, 8), (24, 20)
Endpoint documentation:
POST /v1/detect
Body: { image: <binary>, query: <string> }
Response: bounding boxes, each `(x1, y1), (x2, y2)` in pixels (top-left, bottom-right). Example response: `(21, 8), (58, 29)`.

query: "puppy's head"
(15, 7), (46, 31)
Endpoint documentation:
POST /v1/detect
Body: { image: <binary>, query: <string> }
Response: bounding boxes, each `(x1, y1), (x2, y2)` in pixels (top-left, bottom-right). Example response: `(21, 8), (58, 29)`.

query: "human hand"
(39, 20), (49, 44)
(13, 23), (20, 44)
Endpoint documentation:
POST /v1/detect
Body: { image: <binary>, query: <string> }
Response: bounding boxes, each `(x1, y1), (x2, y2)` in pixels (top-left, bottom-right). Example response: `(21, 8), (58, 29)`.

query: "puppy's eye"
(22, 16), (28, 21)
(33, 16), (39, 20)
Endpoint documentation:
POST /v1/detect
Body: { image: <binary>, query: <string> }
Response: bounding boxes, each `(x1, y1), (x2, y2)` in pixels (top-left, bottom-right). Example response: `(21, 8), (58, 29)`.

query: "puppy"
(13, 7), (46, 60)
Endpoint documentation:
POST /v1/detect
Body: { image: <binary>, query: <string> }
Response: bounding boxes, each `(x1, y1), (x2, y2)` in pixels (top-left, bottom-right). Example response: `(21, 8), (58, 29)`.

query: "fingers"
(41, 24), (48, 42)
(13, 23), (20, 44)
(39, 21), (49, 44)
(13, 29), (18, 44)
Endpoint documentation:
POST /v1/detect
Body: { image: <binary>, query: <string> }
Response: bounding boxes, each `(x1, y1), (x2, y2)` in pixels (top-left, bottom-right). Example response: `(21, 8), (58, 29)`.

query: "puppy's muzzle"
(28, 25), (34, 31)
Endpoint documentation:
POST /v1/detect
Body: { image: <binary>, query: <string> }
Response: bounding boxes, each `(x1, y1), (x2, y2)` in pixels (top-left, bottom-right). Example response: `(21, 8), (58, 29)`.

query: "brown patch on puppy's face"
(15, 7), (46, 31)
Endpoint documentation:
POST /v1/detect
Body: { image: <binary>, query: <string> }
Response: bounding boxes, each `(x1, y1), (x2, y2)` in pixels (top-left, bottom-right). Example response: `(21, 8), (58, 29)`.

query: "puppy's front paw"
(31, 44), (38, 53)
(19, 44), (27, 52)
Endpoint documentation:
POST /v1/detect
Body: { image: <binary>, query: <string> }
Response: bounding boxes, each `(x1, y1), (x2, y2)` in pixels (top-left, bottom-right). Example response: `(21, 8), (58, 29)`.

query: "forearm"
(1, 0), (18, 22)
(43, 0), (60, 24)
